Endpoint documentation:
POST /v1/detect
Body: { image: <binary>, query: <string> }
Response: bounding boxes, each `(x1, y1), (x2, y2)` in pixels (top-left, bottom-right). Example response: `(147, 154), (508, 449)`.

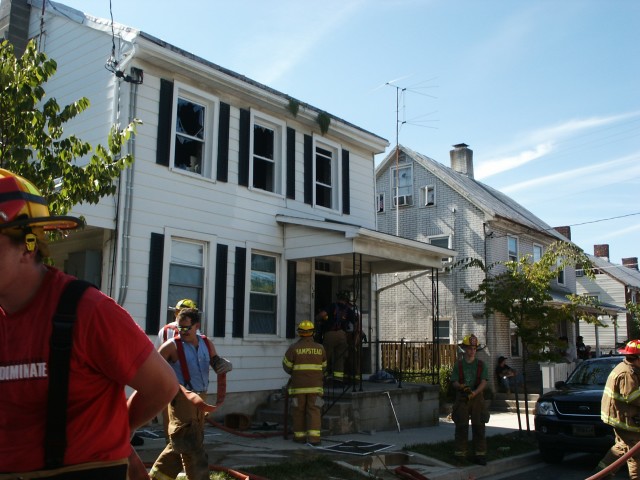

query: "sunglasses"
(178, 324), (195, 332)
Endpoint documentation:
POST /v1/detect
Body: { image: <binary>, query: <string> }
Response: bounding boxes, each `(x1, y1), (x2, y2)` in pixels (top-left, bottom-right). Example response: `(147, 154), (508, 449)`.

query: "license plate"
(572, 424), (595, 437)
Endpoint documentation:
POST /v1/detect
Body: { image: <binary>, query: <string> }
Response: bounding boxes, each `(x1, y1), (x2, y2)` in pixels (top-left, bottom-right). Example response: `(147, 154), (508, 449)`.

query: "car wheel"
(539, 445), (564, 463)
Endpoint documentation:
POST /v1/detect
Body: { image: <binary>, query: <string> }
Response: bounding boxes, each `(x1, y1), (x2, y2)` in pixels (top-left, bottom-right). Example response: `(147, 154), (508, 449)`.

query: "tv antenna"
(383, 78), (438, 236)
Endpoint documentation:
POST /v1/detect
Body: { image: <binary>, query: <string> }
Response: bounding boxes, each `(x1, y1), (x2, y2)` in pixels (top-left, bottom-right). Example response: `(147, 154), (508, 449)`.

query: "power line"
(567, 211), (640, 228)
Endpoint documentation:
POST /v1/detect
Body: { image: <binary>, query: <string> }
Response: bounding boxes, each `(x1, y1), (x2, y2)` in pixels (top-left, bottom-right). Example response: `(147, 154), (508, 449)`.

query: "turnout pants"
(149, 389), (209, 480)
(323, 330), (347, 381)
(451, 393), (487, 458)
(291, 393), (322, 445)
(598, 428), (640, 479)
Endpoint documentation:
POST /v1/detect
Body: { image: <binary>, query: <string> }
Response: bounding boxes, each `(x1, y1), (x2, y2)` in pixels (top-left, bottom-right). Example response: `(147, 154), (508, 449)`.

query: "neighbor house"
(1, 0), (453, 413)
(576, 244), (639, 354)
(375, 144), (581, 385)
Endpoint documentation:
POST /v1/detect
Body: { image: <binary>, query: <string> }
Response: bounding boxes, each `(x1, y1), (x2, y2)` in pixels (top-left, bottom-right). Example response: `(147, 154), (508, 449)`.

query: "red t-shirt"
(0, 267), (154, 472)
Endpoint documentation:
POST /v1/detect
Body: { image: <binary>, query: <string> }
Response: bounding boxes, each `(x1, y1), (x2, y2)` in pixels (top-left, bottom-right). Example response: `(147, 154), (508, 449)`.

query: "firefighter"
(316, 290), (355, 384)
(597, 339), (640, 479)
(150, 308), (232, 480)
(283, 320), (327, 445)
(450, 334), (489, 466)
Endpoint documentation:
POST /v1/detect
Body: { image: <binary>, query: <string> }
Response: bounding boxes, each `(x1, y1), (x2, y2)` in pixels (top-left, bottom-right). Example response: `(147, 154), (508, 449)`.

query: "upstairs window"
(376, 193), (385, 213)
(171, 84), (218, 178)
(429, 235), (452, 266)
(249, 252), (278, 335)
(250, 112), (285, 194)
(557, 258), (565, 285)
(508, 236), (518, 262)
(422, 185), (436, 206)
(533, 244), (543, 262)
(314, 138), (340, 210)
(391, 165), (413, 207)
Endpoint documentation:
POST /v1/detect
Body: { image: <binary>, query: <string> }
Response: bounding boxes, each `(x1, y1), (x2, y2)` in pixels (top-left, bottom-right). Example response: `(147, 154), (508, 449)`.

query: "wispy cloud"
(243, 1), (366, 85)
(476, 111), (640, 179)
(501, 151), (640, 195)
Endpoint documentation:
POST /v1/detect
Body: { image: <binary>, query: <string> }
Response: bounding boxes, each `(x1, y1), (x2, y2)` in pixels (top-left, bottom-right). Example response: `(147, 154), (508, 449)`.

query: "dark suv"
(535, 356), (622, 463)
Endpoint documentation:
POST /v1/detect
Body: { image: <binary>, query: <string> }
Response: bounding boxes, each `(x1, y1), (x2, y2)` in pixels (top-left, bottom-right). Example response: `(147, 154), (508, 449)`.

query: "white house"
(1, 0), (452, 411)
(374, 144), (580, 384)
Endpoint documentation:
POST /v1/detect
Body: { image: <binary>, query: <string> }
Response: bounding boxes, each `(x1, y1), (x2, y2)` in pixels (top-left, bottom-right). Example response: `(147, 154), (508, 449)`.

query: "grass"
(406, 431), (538, 464)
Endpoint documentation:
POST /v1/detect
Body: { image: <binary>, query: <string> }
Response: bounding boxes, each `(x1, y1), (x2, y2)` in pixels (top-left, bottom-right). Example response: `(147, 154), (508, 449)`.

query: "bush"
(439, 364), (455, 402)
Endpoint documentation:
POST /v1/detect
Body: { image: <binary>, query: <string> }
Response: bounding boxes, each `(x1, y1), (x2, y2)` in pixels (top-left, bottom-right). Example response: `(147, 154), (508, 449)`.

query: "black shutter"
(286, 127), (296, 199)
(213, 244), (228, 338)
(238, 109), (250, 186)
(233, 247), (246, 338)
(156, 79), (173, 167)
(286, 261), (297, 339)
(303, 134), (312, 205)
(146, 233), (165, 334)
(342, 149), (350, 215)
(217, 102), (230, 182)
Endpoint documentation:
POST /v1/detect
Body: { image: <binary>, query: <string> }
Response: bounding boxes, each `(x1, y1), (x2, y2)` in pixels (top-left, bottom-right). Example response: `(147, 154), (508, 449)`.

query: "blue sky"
(59, 0), (640, 264)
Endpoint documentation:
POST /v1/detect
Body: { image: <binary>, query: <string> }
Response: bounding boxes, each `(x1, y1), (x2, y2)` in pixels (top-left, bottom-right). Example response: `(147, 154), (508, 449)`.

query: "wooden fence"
(380, 341), (458, 373)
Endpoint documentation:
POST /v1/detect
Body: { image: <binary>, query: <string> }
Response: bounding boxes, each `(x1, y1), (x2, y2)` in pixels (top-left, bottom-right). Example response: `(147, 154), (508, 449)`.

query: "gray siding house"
(375, 144), (577, 383)
(576, 244), (639, 354)
(1, 0), (451, 412)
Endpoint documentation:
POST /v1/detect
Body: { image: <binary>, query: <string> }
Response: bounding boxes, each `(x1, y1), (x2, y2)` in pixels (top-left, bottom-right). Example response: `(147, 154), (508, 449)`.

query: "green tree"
(0, 39), (139, 216)
(627, 301), (640, 340)
(455, 240), (605, 431)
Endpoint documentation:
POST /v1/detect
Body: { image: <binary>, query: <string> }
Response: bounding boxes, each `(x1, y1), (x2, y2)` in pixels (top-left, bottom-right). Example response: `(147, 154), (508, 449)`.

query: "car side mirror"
(554, 380), (566, 389)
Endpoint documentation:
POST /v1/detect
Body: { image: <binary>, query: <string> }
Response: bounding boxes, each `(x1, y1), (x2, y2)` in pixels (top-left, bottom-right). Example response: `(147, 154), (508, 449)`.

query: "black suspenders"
(44, 280), (93, 469)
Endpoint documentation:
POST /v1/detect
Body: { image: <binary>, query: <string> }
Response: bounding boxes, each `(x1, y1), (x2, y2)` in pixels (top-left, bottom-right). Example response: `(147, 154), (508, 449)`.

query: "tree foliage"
(0, 39), (139, 215)
(455, 240), (604, 363)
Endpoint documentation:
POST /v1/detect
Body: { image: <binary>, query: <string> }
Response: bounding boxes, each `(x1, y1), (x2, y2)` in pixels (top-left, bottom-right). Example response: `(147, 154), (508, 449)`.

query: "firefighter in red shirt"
(283, 320), (327, 445)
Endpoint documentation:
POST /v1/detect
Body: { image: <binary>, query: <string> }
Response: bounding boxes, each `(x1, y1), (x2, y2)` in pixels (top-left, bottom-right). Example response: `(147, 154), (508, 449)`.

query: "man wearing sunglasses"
(150, 308), (232, 480)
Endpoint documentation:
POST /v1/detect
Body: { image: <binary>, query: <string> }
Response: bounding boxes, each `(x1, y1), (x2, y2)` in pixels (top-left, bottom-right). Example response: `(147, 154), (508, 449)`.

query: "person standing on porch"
(315, 290), (354, 384)
(450, 334), (489, 466)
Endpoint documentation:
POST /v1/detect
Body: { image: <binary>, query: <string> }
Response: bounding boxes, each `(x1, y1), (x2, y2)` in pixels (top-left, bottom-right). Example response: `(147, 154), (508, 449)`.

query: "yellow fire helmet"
(175, 298), (197, 311)
(297, 320), (315, 336)
(0, 169), (82, 232)
(459, 334), (485, 351)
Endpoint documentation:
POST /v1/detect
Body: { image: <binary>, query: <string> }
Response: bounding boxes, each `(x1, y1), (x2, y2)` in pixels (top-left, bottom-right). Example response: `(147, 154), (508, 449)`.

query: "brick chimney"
(594, 244), (610, 261)
(554, 226), (571, 240)
(450, 143), (474, 178)
(622, 257), (639, 271)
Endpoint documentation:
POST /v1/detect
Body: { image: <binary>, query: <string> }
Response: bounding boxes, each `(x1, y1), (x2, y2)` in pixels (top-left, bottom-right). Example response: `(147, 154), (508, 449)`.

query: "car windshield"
(565, 358), (621, 386)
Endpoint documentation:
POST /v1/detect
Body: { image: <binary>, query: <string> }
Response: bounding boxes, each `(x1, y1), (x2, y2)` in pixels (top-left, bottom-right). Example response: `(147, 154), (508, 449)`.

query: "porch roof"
(547, 290), (627, 316)
(276, 215), (456, 274)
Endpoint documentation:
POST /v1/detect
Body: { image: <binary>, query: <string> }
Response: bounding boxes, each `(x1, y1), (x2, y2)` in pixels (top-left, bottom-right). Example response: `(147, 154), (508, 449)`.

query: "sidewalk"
(135, 411), (540, 479)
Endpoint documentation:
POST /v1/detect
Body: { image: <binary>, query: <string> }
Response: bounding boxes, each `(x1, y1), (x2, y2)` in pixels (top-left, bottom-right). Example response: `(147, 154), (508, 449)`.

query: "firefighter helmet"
(175, 298), (197, 311)
(618, 339), (640, 356)
(0, 169), (82, 232)
(297, 320), (315, 336)
(459, 334), (484, 351)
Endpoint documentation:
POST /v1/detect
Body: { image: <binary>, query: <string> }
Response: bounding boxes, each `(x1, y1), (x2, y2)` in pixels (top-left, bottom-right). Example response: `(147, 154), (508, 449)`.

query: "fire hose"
(585, 437), (640, 480)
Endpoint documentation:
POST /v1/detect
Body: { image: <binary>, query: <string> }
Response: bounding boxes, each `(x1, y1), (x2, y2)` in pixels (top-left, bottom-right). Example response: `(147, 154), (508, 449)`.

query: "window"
(422, 185), (436, 206)
(171, 84), (218, 178)
(429, 235), (452, 265)
(167, 239), (205, 324)
(508, 236), (518, 262)
(557, 258), (565, 285)
(391, 165), (413, 207)
(533, 244), (543, 262)
(249, 252), (278, 334)
(250, 112), (285, 194)
(376, 193), (385, 213)
(435, 319), (450, 343)
(314, 138), (340, 210)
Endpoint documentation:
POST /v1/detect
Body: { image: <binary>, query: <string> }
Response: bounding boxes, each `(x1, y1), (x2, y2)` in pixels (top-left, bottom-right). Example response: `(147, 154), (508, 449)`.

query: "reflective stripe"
(307, 429), (321, 436)
(289, 386), (324, 395)
(149, 465), (176, 480)
(601, 412), (640, 432)
(283, 358), (293, 369)
(603, 386), (640, 404)
(292, 363), (324, 371)
(293, 432), (306, 439)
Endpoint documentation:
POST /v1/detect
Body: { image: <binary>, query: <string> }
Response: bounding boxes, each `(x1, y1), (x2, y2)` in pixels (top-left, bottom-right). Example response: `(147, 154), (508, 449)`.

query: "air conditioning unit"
(393, 195), (412, 207)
